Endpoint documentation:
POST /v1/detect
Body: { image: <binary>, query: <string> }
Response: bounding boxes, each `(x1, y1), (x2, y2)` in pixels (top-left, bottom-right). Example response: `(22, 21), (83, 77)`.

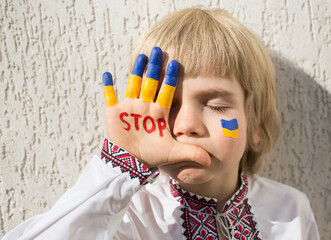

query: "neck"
(176, 168), (241, 212)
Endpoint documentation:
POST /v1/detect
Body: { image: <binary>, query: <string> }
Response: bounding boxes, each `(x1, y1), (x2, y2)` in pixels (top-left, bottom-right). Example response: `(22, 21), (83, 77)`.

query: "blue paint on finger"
(164, 60), (179, 87)
(131, 54), (148, 77)
(146, 46), (162, 80)
(103, 72), (113, 86)
(149, 46), (162, 64)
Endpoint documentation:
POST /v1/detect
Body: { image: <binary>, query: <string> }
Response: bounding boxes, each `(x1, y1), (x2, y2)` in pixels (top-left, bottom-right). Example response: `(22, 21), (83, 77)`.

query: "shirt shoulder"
(248, 175), (310, 207)
(247, 175), (318, 239)
(115, 174), (182, 239)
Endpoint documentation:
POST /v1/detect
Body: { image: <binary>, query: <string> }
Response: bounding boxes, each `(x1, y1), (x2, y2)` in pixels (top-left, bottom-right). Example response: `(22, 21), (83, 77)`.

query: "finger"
(125, 54), (148, 98)
(140, 46), (162, 102)
(103, 72), (118, 107)
(156, 60), (179, 109)
(168, 142), (211, 167)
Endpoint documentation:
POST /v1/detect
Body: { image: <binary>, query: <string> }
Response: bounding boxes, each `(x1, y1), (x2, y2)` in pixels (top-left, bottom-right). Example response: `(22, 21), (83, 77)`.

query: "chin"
(166, 167), (212, 185)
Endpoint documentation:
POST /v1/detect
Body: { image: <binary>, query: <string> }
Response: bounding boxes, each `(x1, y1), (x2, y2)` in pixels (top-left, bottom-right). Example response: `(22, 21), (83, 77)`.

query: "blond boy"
(4, 8), (319, 240)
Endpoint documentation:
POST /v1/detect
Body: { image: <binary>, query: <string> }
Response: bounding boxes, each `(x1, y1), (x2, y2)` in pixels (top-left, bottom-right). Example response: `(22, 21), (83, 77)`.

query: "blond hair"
(129, 8), (280, 174)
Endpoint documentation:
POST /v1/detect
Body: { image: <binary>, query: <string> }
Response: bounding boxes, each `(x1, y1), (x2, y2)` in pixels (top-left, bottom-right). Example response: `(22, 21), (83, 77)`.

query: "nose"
(172, 104), (207, 138)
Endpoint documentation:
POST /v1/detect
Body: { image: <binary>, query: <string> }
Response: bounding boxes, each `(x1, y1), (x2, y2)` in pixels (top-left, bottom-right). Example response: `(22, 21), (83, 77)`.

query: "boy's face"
(160, 74), (247, 185)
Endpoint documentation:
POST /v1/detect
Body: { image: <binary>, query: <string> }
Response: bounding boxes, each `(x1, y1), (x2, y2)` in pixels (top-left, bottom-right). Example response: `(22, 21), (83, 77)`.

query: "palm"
(105, 100), (172, 168)
(103, 47), (210, 169)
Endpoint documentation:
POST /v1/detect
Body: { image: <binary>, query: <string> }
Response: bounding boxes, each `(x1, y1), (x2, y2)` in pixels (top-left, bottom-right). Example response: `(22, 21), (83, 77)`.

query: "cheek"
(215, 118), (247, 159)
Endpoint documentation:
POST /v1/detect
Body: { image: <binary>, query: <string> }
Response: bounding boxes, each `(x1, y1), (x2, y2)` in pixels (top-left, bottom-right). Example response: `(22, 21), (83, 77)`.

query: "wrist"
(101, 138), (159, 185)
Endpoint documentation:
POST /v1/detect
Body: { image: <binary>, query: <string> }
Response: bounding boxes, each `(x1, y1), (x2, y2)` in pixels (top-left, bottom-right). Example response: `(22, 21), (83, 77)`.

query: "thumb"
(167, 142), (211, 167)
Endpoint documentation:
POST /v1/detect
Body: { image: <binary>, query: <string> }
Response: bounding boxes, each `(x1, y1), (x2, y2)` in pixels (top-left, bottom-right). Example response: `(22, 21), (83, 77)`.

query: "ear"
(253, 128), (262, 144)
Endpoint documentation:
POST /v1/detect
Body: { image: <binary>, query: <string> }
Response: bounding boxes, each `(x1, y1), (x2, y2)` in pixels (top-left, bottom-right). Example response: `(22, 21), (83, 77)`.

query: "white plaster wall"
(0, 0), (330, 238)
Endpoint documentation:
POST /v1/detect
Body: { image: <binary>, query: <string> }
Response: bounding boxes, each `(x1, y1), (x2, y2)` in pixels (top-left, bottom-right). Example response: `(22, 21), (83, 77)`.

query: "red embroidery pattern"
(222, 175), (260, 240)
(170, 174), (261, 240)
(101, 138), (152, 185)
(170, 179), (218, 240)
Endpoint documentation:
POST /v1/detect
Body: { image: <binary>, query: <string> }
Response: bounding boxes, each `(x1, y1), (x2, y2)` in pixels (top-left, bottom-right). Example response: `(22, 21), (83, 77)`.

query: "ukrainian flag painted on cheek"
(221, 119), (239, 139)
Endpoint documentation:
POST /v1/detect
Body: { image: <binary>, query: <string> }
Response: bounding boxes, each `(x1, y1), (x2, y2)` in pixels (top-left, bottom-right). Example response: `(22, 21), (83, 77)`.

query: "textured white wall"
(0, 0), (330, 239)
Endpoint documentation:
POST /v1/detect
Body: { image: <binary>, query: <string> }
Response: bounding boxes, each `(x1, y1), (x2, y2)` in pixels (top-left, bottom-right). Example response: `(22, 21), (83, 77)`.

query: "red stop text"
(119, 112), (167, 137)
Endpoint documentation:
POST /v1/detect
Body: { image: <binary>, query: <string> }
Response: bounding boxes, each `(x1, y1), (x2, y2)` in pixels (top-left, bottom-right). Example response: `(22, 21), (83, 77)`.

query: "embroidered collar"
(170, 179), (217, 215)
(169, 174), (261, 240)
(222, 173), (249, 214)
(169, 173), (248, 214)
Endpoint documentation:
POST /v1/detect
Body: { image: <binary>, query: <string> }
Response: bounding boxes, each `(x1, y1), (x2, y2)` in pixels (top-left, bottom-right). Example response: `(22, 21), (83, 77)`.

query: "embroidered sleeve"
(101, 138), (159, 185)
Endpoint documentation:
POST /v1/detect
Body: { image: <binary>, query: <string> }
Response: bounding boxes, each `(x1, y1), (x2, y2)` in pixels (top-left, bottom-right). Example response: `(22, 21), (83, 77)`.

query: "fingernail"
(103, 72), (113, 86)
(164, 60), (179, 87)
(149, 47), (162, 65)
(146, 47), (162, 80)
(131, 54), (148, 77)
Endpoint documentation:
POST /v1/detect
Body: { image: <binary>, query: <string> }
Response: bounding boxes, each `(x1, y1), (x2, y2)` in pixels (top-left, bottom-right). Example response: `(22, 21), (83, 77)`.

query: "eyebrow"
(196, 89), (236, 100)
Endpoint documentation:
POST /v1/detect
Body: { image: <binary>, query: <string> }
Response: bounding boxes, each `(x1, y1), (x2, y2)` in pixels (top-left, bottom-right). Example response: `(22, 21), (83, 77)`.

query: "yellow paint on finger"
(103, 85), (118, 107)
(141, 78), (158, 102)
(222, 128), (239, 139)
(126, 74), (142, 98)
(156, 85), (176, 109)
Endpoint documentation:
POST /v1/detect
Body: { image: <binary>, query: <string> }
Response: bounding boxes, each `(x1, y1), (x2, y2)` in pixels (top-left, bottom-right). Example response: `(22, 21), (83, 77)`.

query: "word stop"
(119, 112), (167, 137)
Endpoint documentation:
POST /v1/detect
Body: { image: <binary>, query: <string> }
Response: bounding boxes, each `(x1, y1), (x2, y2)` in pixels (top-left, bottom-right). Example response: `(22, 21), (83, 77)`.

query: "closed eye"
(207, 105), (228, 113)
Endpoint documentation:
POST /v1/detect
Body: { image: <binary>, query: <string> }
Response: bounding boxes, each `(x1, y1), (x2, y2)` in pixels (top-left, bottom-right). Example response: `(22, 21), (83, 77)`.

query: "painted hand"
(103, 47), (211, 169)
